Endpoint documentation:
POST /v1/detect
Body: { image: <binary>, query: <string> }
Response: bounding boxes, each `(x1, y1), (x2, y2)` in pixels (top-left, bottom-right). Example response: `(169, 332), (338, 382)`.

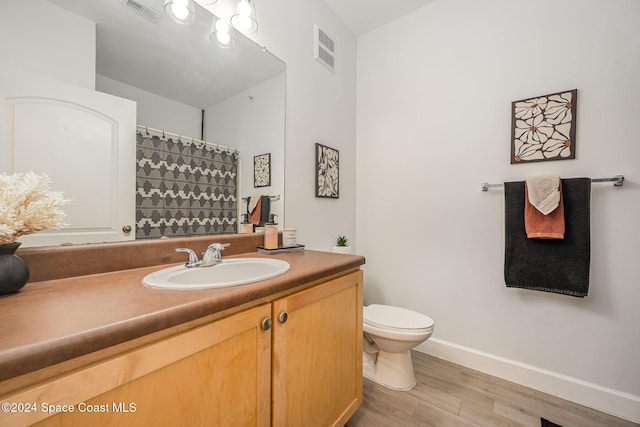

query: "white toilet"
(362, 304), (434, 391)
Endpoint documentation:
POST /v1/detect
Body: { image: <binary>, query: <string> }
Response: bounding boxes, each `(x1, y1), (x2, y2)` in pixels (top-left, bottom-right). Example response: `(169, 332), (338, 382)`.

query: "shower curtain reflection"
(135, 131), (239, 239)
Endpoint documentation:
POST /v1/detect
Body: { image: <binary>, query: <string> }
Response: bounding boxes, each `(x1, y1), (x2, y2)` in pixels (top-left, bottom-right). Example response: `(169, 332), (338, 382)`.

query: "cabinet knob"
(122, 225), (132, 233)
(278, 312), (288, 324)
(261, 318), (272, 330)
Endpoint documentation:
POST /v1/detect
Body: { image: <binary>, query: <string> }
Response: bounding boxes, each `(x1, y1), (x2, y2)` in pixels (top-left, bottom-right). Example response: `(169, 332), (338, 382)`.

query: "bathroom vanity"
(0, 235), (364, 426)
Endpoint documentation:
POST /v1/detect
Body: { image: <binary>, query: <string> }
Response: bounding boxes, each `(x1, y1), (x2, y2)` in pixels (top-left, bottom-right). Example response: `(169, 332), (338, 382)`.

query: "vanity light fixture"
(164, 0), (196, 25)
(210, 19), (236, 49)
(230, 0), (258, 34)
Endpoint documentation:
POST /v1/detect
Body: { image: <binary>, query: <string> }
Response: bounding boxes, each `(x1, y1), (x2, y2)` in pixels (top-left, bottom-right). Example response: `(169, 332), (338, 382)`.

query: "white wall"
(96, 75), (202, 138)
(0, 0), (95, 89)
(356, 0), (640, 421)
(204, 75), (286, 223)
(210, 0), (358, 251)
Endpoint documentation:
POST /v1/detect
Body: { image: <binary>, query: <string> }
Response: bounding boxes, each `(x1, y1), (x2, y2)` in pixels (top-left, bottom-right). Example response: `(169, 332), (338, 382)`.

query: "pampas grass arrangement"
(0, 171), (68, 244)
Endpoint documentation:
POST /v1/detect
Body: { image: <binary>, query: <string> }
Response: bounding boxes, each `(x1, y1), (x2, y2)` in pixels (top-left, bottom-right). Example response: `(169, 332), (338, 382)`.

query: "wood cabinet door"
(5, 304), (272, 427)
(272, 271), (363, 427)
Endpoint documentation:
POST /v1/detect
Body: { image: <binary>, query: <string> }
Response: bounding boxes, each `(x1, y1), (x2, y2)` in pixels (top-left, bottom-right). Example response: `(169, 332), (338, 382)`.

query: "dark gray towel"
(504, 178), (591, 297)
(259, 196), (271, 226)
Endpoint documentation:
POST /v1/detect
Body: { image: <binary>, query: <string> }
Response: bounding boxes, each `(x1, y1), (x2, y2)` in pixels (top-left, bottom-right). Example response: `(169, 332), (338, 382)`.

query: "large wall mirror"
(44, 0), (286, 239)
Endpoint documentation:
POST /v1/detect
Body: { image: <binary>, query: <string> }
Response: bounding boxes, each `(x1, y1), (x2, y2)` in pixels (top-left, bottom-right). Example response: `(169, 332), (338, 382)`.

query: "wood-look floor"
(346, 351), (638, 427)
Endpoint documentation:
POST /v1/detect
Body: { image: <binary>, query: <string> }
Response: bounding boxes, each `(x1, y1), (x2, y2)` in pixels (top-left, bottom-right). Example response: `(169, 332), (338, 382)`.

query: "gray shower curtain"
(135, 132), (238, 239)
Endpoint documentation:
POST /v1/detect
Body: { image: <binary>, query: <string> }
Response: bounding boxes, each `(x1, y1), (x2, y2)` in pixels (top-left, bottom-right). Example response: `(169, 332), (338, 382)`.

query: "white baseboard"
(415, 338), (640, 423)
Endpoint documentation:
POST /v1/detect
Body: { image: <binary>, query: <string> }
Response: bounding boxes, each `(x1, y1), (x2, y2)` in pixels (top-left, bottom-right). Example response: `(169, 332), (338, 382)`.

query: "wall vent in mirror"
(123, 0), (162, 23)
(314, 25), (335, 72)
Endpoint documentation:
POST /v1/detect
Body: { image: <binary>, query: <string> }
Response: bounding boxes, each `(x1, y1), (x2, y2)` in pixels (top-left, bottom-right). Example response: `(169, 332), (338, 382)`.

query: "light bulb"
(234, 15), (252, 31)
(171, 4), (189, 20)
(210, 19), (235, 48)
(229, 0), (257, 34)
(164, 0), (195, 25)
(216, 32), (231, 45)
(216, 20), (230, 34)
(237, 0), (252, 16)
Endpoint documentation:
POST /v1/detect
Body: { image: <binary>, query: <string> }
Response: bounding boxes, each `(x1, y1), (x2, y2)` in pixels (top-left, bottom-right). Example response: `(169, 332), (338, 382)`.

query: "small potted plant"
(0, 171), (68, 295)
(332, 235), (351, 254)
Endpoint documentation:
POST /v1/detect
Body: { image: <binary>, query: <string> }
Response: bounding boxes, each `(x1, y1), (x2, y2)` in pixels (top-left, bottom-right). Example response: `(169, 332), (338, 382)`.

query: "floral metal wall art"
(511, 89), (577, 164)
(254, 153), (271, 187)
(315, 143), (339, 198)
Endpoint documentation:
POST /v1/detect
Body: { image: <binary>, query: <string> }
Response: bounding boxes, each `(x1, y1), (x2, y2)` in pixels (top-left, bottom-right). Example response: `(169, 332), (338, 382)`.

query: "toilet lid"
(364, 304), (434, 331)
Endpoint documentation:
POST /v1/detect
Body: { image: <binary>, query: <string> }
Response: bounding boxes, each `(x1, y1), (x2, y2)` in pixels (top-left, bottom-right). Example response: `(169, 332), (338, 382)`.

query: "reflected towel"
(525, 180), (565, 239)
(504, 178), (591, 297)
(260, 195), (271, 226)
(248, 194), (262, 213)
(249, 196), (262, 225)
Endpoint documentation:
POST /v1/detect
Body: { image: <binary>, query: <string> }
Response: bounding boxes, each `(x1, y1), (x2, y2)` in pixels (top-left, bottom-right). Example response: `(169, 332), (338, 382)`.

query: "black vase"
(0, 242), (30, 295)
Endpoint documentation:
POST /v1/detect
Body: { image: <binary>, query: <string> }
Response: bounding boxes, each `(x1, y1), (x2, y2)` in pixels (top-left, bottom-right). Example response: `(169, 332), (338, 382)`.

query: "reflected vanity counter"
(0, 235), (365, 382)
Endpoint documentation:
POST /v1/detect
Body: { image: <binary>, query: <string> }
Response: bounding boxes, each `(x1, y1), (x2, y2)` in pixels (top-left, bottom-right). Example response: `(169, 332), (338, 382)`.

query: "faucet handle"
(208, 243), (230, 251)
(205, 243), (230, 264)
(175, 248), (201, 268)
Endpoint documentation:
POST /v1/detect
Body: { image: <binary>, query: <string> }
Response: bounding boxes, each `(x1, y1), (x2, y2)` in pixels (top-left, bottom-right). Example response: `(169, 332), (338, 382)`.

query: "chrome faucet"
(175, 243), (230, 268)
(175, 248), (202, 268)
(201, 243), (230, 266)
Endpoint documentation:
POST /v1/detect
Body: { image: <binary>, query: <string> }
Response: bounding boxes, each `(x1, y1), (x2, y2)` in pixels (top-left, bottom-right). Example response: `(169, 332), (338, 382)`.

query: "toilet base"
(363, 349), (417, 391)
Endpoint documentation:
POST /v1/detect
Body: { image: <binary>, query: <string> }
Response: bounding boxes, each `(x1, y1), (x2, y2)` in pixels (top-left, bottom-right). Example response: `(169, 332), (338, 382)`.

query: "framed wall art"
(315, 143), (339, 198)
(254, 153), (271, 187)
(511, 89), (577, 164)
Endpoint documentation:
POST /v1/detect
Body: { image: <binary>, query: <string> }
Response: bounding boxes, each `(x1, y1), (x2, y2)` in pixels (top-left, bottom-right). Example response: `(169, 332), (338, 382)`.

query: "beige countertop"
(0, 249), (365, 383)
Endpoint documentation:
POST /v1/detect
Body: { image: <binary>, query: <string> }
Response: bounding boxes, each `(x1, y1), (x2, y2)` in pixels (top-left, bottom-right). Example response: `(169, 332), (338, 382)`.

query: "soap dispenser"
(264, 214), (278, 250)
(239, 213), (253, 234)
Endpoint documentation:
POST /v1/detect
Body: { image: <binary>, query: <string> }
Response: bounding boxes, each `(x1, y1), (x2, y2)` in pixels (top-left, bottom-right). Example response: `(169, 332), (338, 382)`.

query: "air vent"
(314, 25), (335, 72)
(122, 0), (162, 23)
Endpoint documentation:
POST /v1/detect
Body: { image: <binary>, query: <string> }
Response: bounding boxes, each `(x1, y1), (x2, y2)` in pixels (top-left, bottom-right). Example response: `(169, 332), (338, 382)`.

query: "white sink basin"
(142, 258), (290, 290)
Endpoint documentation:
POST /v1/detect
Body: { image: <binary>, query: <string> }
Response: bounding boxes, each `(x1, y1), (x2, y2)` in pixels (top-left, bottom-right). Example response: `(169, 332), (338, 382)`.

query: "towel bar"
(241, 195), (281, 201)
(481, 175), (624, 192)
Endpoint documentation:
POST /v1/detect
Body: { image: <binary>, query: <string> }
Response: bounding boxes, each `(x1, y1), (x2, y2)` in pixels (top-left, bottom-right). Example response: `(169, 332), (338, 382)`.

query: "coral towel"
(525, 177), (564, 239)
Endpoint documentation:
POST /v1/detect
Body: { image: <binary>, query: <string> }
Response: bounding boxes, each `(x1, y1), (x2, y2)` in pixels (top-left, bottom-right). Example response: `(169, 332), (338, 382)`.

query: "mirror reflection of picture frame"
(254, 153), (271, 187)
(315, 143), (339, 198)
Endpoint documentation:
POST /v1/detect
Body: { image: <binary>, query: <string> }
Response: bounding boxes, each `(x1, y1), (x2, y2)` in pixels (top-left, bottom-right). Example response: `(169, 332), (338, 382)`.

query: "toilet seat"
(364, 304), (434, 334)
